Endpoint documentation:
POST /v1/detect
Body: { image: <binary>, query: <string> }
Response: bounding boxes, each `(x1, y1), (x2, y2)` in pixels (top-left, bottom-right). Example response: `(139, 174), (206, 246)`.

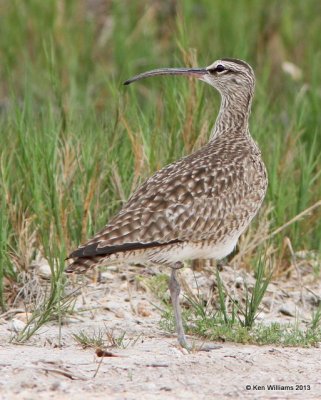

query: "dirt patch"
(0, 263), (320, 399)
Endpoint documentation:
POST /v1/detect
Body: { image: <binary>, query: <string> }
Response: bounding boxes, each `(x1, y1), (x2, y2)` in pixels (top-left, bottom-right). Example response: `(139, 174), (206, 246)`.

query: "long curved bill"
(124, 67), (208, 85)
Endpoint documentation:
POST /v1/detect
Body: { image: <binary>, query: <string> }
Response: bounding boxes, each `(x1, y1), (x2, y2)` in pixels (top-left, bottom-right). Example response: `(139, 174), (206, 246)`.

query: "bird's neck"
(210, 91), (253, 141)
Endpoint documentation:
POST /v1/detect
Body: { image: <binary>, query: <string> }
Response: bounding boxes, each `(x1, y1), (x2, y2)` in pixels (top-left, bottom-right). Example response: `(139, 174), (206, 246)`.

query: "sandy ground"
(0, 262), (320, 399)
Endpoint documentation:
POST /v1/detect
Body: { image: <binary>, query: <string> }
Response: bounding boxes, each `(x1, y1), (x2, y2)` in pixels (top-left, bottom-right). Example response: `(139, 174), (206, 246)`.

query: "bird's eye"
(215, 64), (225, 72)
(208, 64), (226, 74)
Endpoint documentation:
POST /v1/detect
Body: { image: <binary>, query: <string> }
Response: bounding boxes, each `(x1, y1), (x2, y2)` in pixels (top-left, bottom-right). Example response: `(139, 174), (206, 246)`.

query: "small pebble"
(8, 318), (26, 332)
(38, 263), (52, 279)
(31, 257), (53, 279)
(15, 312), (32, 323)
(137, 301), (152, 317)
(279, 303), (297, 317)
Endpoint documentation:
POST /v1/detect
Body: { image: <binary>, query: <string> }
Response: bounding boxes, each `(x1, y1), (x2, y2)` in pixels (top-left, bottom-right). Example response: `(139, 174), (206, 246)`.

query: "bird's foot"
(177, 335), (222, 353)
(177, 333), (191, 351)
(197, 343), (223, 352)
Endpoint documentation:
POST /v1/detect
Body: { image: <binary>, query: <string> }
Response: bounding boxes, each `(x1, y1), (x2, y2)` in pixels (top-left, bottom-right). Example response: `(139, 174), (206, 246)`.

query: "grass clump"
(185, 317), (321, 347)
(213, 256), (272, 329)
(12, 272), (77, 344)
(160, 302), (321, 348)
(240, 258), (273, 328)
(310, 304), (321, 331)
(159, 260), (321, 348)
(73, 329), (104, 349)
(73, 326), (142, 349)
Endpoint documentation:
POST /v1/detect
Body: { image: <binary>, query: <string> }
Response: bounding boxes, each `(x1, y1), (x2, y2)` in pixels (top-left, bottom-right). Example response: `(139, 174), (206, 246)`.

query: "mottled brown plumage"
(66, 58), (268, 349)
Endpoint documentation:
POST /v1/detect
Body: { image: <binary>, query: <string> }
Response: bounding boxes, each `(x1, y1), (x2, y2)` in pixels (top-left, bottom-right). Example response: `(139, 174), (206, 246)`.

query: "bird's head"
(124, 58), (255, 98)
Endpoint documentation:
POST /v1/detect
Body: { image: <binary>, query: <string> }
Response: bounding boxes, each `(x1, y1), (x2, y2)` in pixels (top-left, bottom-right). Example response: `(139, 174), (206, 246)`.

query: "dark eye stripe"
(207, 64), (227, 74)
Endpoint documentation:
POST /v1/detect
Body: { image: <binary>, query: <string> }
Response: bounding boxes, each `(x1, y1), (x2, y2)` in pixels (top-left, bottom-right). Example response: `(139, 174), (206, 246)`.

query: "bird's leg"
(169, 263), (190, 349)
(169, 263), (222, 353)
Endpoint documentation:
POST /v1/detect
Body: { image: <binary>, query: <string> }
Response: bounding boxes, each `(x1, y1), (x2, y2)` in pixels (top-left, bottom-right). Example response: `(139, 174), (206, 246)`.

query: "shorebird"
(66, 58), (268, 349)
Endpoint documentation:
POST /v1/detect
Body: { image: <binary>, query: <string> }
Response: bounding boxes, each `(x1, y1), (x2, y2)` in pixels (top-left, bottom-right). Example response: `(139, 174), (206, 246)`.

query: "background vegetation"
(0, 0), (320, 311)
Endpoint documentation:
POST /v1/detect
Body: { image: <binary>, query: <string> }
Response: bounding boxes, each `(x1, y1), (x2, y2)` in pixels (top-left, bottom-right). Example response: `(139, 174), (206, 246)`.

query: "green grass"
(73, 326), (142, 349)
(0, 0), (321, 338)
(157, 266), (321, 348)
(12, 281), (77, 343)
(187, 319), (321, 347)
(72, 329), (105, 349)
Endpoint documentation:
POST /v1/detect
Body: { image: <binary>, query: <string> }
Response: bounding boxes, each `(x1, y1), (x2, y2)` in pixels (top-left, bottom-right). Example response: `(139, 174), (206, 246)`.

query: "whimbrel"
(66, 58), (268, 349)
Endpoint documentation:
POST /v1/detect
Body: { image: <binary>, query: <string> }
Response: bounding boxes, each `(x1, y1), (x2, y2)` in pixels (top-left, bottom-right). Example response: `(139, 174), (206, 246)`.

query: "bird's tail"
(65, 256), (100, 274)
